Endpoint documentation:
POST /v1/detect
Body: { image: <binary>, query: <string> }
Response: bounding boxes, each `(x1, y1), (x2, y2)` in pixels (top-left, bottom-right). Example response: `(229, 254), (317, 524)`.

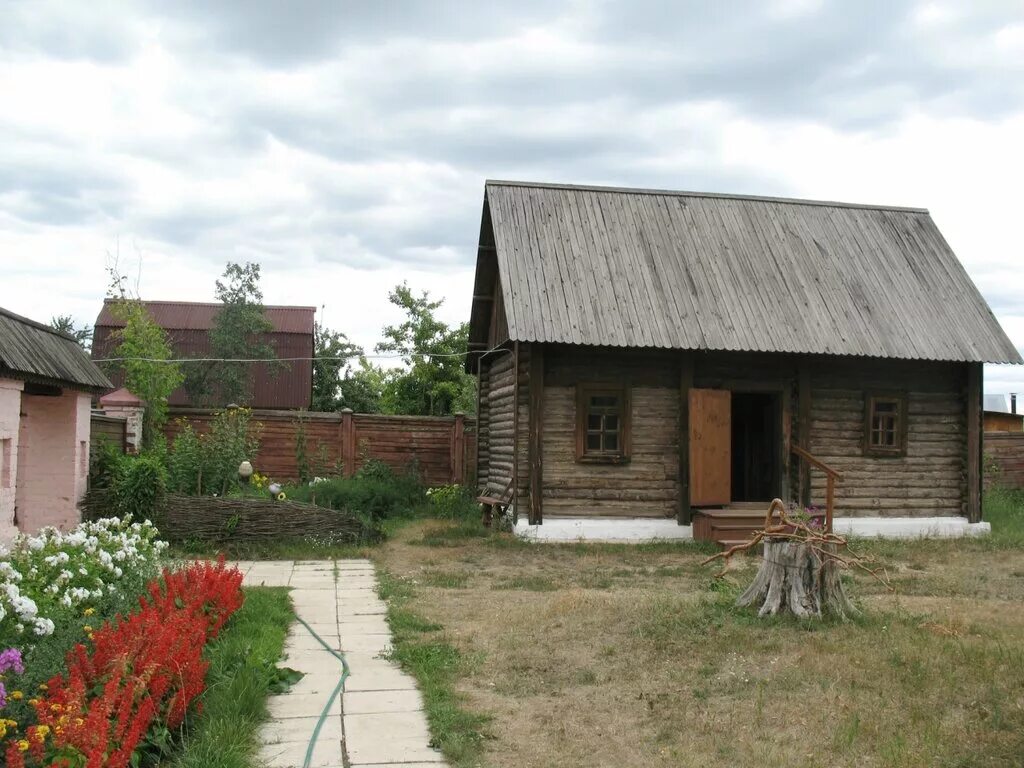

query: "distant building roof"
(984, 394), (1010, 413)
(470, 180), (1022, 364)
(95, 300), (316, 335)
(0, 306), (111, 391)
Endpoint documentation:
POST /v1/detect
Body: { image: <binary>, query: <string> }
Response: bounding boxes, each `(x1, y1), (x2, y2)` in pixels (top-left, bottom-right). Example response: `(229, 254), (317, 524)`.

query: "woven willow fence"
(82, 490), (373, 544)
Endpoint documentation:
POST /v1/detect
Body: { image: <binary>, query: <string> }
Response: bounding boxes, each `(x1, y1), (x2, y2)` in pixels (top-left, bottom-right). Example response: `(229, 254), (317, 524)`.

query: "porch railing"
(791, 444), (843, 532)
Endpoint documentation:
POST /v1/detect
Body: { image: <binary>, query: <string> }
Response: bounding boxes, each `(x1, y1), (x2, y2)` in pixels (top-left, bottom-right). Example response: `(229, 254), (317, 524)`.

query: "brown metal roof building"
(92, 300), (315, 409)
(468, 181), (1021, 539)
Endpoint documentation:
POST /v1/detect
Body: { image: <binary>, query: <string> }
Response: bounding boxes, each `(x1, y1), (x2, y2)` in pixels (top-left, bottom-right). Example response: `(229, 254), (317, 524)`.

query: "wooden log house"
(466, 181), (1021, 542)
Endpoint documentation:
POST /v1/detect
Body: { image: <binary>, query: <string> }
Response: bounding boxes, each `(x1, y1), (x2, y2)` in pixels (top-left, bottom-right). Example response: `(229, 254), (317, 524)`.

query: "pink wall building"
(0, 307), (111, 540)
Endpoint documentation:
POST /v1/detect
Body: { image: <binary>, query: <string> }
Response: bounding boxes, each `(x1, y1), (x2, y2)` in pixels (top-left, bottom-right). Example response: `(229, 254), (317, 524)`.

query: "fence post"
(452, 413), (466, 484)
(340, 408), (355, 477)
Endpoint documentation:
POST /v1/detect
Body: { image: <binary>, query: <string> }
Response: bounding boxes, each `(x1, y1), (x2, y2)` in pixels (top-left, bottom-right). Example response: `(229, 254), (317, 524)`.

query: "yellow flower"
(83, 625), (93, 633)
(83, 607), (95, 616)
(10, 690), (22, 701)
(49, 703), (62, 712)
(38, 683), (47, 691)
(74, 717), (84, 727)
(87, 633), (95, 641)
(0, 725), (6, 739)
(16, 740), (29, 752)
(35, 725), (50, 737)
(28, 698), (39, 707)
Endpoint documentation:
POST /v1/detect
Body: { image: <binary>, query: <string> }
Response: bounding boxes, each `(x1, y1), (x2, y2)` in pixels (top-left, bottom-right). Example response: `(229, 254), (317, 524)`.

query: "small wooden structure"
(465, 181), (1021, 540)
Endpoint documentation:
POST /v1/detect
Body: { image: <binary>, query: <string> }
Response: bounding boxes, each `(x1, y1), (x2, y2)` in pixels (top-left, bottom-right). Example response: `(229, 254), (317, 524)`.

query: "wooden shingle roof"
(0, 307), (112, 391)
(472, 180), (1021, 364)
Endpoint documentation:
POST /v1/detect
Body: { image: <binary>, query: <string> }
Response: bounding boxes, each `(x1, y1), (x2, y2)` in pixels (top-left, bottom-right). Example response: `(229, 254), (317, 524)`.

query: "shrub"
(167, 408), (262, 496)
(285, 469), (424, 525)
(110, 453), (168, 521)
(426, 484), (477, 520)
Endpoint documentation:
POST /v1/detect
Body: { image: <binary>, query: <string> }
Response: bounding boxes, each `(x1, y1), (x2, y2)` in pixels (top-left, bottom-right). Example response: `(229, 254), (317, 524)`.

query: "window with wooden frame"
(576, 384), (631, 463)
(864, 391), (908, 457)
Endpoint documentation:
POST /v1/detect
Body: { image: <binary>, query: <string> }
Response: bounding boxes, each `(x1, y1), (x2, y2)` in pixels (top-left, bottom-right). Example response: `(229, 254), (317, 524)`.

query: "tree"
(338, 357), (396, 413)
(184, 262), (276, 406)
(311, 322), (363, 411)
(49, 314), (93, 352)
(375, 283), (476, 416)
(104, 300), (183, 448)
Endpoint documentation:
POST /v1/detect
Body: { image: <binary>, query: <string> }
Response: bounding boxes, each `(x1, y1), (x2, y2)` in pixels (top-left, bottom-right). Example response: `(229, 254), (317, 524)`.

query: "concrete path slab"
(238, 559), (447, 768)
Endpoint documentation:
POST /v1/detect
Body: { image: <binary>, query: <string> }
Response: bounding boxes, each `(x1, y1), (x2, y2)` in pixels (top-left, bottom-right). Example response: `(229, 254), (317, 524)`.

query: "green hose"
(293, 614), (351, 768)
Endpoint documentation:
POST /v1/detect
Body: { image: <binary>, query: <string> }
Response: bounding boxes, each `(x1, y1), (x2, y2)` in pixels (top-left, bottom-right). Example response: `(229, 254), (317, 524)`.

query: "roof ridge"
(101, 298), (318, 310)
(485, 179), (929, 214)
(0, 305), (79, 343)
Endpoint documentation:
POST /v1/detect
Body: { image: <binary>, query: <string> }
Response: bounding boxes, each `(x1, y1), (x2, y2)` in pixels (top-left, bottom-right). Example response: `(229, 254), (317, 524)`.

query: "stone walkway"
(232, 560), (446, 768)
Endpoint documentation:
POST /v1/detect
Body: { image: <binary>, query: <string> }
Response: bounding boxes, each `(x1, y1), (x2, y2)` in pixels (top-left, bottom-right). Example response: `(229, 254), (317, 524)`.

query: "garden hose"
(293, 614), (351, 768)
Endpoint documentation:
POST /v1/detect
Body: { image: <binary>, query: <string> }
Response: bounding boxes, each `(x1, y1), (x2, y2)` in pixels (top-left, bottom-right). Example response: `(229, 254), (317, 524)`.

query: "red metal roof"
(95, 300), (316, 335)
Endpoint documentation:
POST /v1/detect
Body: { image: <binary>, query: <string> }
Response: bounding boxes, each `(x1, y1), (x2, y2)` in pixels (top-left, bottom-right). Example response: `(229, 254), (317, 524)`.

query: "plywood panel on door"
(690, 388), (731, 506)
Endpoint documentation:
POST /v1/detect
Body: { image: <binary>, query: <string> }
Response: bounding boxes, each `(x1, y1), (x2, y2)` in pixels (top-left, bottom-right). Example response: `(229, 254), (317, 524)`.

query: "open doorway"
(731, 392), (780, 502)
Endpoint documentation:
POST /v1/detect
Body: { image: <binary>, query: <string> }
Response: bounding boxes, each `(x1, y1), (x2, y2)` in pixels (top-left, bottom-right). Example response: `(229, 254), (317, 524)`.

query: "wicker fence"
(985, 432), (1024, 490)
(164, 407), (477, 486)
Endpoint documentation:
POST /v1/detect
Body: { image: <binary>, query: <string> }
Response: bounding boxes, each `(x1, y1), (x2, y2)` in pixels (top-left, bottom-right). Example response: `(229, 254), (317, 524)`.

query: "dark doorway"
(731, 392), (780, 502)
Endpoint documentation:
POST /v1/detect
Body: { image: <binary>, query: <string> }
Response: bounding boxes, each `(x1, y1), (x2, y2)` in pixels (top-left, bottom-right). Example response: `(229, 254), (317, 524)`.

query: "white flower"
(33, 617), (55, 636)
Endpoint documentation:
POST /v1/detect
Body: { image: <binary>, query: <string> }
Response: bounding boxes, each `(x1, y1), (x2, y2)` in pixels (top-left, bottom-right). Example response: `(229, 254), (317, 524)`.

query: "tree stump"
(736, 539), (858, 619)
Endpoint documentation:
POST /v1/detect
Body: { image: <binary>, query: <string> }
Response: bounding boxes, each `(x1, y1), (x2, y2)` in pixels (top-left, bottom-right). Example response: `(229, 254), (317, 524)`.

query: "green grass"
(169, 587), (294, 768)
(377, 570), (490, 767)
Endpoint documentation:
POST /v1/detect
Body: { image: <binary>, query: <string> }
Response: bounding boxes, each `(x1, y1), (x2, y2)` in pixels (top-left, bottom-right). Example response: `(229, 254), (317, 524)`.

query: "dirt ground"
(373, 520), (1024, 768)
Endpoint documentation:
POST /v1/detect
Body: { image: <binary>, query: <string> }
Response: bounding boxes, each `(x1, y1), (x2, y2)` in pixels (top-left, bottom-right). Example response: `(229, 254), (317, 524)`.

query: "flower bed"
(1, 559), (244, 767)
(0, 517), (167, 651)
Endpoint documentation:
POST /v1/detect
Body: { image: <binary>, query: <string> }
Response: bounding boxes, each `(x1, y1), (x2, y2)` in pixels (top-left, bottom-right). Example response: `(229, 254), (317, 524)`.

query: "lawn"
(373, 491), (1024, 768)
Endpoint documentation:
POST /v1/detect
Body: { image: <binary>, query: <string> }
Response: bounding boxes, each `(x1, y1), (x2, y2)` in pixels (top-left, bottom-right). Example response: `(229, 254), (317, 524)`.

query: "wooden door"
(689, 388), (731, 506)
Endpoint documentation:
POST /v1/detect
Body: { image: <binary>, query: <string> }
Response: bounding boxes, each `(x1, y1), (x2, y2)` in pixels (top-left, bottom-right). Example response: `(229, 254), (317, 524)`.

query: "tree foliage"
(184, 262), (276, 406)
(105, 299), (183, 447)
(311, 322), (363, 411)
(49, 314), (93, 352)
(374, 283), (475, 416)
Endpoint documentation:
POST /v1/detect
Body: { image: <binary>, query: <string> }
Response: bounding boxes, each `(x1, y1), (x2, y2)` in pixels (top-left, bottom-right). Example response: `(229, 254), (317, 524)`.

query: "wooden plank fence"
(985, 432), (1024, 490)
(90, 412), (127, 457)
(164, 408), (477, 486)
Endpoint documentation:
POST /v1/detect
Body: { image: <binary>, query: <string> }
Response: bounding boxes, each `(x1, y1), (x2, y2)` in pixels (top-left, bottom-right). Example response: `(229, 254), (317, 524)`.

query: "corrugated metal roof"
(0, 307), (112, 391)
(480, 180), (1022, 364)
(95, 300), (316, 334)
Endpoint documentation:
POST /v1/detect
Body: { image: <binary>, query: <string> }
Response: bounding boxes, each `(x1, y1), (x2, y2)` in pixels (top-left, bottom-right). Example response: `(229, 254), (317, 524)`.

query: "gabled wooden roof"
(469, 180), (1021, 364)
(0, 307), (112, 391)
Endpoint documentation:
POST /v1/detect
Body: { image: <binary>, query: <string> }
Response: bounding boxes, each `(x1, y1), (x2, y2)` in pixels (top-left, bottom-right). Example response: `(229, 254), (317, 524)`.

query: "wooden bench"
(477, 478), (513, 528)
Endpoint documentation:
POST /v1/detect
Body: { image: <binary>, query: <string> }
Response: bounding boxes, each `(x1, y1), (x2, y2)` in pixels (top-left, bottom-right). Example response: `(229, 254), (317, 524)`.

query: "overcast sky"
(1, 1), (1022, 394)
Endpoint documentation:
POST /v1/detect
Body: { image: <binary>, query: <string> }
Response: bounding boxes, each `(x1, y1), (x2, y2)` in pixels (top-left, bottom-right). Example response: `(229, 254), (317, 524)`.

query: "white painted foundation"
(515, 516), (991, 543)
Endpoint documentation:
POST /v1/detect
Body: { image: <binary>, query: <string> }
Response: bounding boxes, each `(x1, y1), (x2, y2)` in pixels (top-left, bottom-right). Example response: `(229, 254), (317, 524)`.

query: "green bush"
(110, 453), (168, 520)
(285, 468), (425, 525)
(426, 484), (478, 520)
(167, 408), (262, 496)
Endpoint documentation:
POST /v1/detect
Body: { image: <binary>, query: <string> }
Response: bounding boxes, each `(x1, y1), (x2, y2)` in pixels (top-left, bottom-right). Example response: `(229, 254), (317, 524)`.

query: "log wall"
(476, 350), (516, 495)
(164, 408), (475, 486)
(541, 347), (679, 518)
(808, 359), (967, 517)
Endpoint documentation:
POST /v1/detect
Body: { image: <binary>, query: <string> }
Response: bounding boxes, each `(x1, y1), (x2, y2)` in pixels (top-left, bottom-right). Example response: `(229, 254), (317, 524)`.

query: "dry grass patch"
(374, 515), (1024, 768)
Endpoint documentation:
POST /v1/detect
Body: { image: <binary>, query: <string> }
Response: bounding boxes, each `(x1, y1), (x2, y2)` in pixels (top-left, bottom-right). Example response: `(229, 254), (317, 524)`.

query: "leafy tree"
(105, 299), (183, 448)
(184, 261), (276, 406)
(375, 283), (475, 416)
(49, 314), (93, 352)
(311, 322), (363, 411)
(338, 357), (397, 414)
